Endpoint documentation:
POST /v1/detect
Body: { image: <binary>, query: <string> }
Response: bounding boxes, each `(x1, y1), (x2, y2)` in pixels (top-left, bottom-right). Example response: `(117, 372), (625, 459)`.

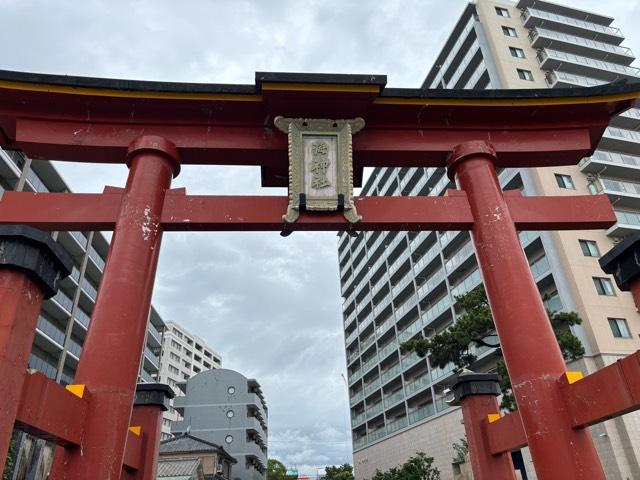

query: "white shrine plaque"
(275, 117), (364, 224)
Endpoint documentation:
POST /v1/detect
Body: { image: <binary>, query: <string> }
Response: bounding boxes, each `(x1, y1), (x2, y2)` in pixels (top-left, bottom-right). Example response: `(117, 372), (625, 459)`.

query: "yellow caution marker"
(565, 371), (584, 384)
(65, 384), (85, 399)
(128, 426), (141, 436)
(487, 413), (501, 423)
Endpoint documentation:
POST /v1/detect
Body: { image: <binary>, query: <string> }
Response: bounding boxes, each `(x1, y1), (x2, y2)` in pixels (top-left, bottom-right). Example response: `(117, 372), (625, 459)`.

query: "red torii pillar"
(447, 141), (605, 479)
(49, 136), (179, 479)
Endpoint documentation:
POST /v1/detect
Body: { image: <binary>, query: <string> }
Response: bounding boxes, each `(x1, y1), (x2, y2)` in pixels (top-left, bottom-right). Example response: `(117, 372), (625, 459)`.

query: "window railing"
(366, 401), (384, 419)
(68, 337), (82, 357)
(36, 315), (65, 346)
(52, 290), (74, 313)
(522, 7), (623, 38)
(444, 241), (475, 273)
(378, 341), (398, 360)
(26, 169), (49, 192)
(450, 269), (482, 299)
(583, 150), (640, 168)
(416, 269), (445, 300)
(601, 178), (640, 195)
(28, 354), (57, 380)
(381, 363), (402, 385)
(368, 427), (387, 443)
(531, 27), (633, 57)
(69, 231), (88, 248)
(530, 256), (550, 279)
(361, 356), (378, 373)
(75, 308), (91, 328)
(398, 319), (422, 343)
(386, 416), (408, 434)
(615, 210), (640, 226)
(88, 246), (106, 270)
(545, 71), (607, 88)
(538, 48), (640, 78)
(405, 374), (431, 396)
(430, 362), (456, 382)
(364, 377), (381, 396)
(351, 411), (366, 427)
(383, 389), (405, 408)
(350, 390), (364, 406)
(81, 277), (98, 300)
(375, 315), (394, 338)
(422, 295), (452, 325)
(605, 126), (640, 143)
(408, 402), (435, 424)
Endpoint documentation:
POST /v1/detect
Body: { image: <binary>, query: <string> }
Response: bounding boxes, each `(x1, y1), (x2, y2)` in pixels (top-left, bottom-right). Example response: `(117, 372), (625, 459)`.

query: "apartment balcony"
(348, 368), (362, 386)
(529, 27), (634, 65)
(347, 349), (359, 365)
(579, 150), (640, 178)
(35, 315), (66, 349)
(49, 290), (74, 316)
(350, 411), (366, 427)
(386, 416), (408, 434)
(450, 269), (482, 299)
(383, 389), (405, 409)
(375, 315), (395, 338)
(537, 49), (640, 83)
(28, 353), (58, 380)
(544, 71), (607, 89)
(607, 210), (640, 237)
(147, 321), (163, 348)
(611, 108), (640, 131)
(353, 436), (367, 451)
(516, 0), (614, 26)
(380, 363), (402, 386)
(366, 401), (384, 420)
(398, 318), (423, 343)
(349, 390), (364, 406)
(364, 377), (381, 397)
(367, 427), (387, 444)
(401, 351), (422, 370)
(408, 402), (436, 425)
(143, 346), (160, 371)
(74, 307), (91, 330)
(595, 178), (640, 209)
(378, 341), (398, 362)
(405, 374), (431, 397)
(345, 329), (358, 347)
(599, 127), (640, 156)
(361, 356), (378, 376)
(521, 7), (624, 45)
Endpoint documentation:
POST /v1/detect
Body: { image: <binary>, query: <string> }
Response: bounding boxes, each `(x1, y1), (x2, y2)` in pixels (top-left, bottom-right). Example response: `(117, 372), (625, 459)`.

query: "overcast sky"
(2, 0), (640, 475)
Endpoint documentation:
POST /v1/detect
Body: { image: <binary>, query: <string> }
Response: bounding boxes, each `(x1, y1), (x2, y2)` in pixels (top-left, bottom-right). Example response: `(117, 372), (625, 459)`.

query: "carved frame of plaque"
(274, 117), (364, 224)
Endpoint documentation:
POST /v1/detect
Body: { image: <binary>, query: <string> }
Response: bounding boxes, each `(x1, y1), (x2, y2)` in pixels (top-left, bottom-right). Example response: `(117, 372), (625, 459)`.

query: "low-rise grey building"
(172, 369), (268, 480)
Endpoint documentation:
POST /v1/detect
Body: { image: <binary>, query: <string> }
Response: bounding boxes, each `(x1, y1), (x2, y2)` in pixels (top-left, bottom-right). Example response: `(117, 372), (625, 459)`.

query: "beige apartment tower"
(337, 1), (640, 479)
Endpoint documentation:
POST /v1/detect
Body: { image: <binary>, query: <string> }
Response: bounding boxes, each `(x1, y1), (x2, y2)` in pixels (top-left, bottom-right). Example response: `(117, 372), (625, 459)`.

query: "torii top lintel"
(0, 69), (638, 187)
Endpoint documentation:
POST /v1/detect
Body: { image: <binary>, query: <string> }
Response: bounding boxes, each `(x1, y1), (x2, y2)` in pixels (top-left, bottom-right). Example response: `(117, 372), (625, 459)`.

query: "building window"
(517, 69), (534, 81)
(608, 318), (631, 338)
(169, 365), (179, 375)
(502, 26), (517, 37)
(593, 277), (615, 296)
(509, 47), (525, 58)
(170, 352), (180, 362)
(225, 435), (233, 444)
(170, 340), (182, 351)
(495, 7), (510, 17)
(555, 174), (575, 189)
(579, 240), (600, 257)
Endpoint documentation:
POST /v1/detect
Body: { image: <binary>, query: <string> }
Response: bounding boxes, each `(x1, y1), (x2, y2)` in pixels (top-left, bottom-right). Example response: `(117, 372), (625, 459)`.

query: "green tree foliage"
(451, 438), (468, 464)
(402, 286), (584, 410)
(369, 452), (440, 480)
(324, 464), (354, 480)
(267, 459), (297, 480)
(2, 432), (19, 480)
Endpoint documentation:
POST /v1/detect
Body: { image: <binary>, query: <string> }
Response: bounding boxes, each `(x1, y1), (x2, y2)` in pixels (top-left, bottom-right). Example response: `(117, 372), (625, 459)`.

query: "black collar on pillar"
(135, 383), (175, 412)
(0, 225), (73, 298)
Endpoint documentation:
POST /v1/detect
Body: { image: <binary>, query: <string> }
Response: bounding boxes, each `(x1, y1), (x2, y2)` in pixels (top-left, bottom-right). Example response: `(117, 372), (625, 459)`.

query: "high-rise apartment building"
(171, 369), (268, 480)
(157, 321), (223, 440)
(338, 1), (640, 479)
(0, 147), (166, 477)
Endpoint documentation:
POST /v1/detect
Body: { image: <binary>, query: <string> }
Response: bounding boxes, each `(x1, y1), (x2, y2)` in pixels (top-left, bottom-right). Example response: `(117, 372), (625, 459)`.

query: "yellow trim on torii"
(0, 80), (262, 102)
(0, 78), (637, 107)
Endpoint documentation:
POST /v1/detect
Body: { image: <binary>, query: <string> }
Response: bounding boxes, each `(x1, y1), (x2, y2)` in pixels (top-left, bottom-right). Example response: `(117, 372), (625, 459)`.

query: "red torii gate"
(0, 69), (639, 479)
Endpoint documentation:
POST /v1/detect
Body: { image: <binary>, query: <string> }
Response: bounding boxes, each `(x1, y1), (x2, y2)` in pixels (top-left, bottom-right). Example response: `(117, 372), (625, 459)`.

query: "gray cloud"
(4, 0), (640, 474)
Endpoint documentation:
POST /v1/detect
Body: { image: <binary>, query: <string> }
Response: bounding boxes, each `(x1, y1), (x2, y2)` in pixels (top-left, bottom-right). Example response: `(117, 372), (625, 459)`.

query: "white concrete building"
(157, 320), (222, 440)
(339, 1), (640, 479)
